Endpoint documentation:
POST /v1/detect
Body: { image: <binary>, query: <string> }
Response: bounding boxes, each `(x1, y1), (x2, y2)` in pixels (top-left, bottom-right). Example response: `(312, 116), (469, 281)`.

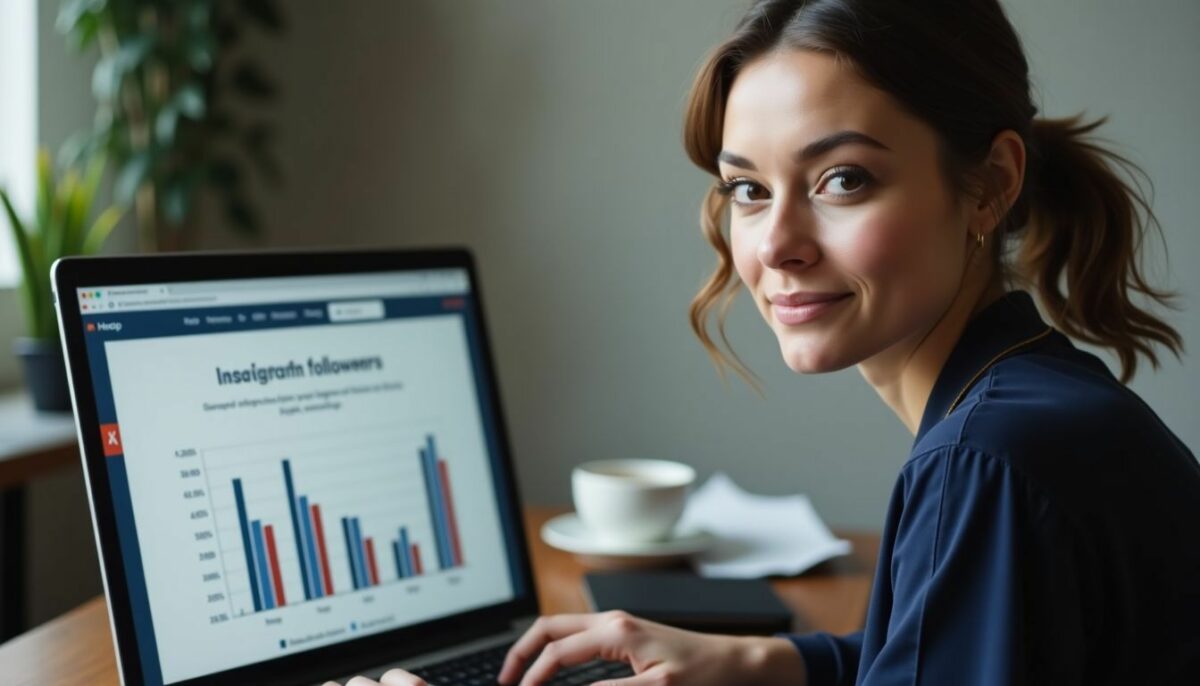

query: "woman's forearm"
(734, 636), (808, 686)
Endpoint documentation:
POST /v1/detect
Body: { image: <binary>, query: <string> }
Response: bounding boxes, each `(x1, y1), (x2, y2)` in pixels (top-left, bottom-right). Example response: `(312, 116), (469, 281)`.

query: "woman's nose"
(757, 196), (820, 270)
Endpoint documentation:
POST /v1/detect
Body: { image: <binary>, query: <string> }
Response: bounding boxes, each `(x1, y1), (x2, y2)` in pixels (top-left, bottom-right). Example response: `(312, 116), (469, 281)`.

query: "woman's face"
(720, 49), (974, 373)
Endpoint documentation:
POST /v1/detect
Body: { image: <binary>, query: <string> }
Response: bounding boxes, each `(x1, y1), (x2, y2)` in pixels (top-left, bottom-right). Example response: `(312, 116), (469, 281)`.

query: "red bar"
(410, 544), (423, 575)
(310, 504), (335, 595)
(365, 538), (380, 586)
(263, 525), (287, 606)
(437, 460), (465, 566)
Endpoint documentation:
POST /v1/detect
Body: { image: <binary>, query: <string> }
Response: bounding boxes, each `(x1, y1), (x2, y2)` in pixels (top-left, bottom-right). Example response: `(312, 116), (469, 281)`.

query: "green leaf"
(63, 10), (101, 51)
(114, 151), (153, 206)
(162, 171), (201, 226)
(155, 105), (180, 147)
(58, 130), (96, 169)
(0, 188), (35, 283)
(175, 83), (206, 119)
(63, 155), (107, 254)
(46, 168), (81, 261)
(184, 33), (217, 73)
(35, 150), (54, 238)
(116, 35), (156, 71)
(82, 206), (124, 255)
(1, 187), (47, 338)
(92, 54), (121, 101)
(56, 0), (106, 39)
(93, 35), (156, 101)
(185, 0), (211, 31)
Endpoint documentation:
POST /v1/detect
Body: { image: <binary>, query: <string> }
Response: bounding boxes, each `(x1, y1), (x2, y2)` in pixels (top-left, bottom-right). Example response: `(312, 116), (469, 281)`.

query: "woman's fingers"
(379, 668), (430, 685)
(594, 667), (672, 686)
(498, 613), (602, 683)
(518, 629), (615, 686)
(321, 669), (428, 686)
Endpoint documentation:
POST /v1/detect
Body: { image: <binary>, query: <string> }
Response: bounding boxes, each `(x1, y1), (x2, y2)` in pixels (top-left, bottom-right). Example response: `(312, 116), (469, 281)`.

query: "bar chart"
(205, 428), (467, 616)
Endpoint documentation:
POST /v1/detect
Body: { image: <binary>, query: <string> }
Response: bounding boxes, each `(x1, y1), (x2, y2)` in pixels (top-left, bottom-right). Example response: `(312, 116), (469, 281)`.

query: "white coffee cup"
(571, 459), (696, 545)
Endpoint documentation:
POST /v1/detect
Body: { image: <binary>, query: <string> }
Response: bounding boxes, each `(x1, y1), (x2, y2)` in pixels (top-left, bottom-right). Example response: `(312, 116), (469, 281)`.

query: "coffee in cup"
(571, 459), (696, 545)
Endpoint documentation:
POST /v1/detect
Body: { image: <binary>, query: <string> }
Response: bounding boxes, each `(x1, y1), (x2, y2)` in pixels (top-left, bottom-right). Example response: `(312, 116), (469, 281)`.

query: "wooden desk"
(0, 507), (880, 685)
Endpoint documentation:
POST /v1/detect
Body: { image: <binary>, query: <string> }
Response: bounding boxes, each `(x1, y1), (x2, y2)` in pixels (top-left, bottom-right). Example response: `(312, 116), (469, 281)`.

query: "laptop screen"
(74, 268), (524, 684)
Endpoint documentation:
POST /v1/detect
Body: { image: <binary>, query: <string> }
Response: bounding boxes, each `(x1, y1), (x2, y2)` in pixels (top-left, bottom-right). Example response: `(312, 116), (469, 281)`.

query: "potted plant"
(57, 0), (285, 251)
(1, 150), (123, 411)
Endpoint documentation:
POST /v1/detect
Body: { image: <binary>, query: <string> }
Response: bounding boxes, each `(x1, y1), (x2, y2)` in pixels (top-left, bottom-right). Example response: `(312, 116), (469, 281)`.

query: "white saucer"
(541, 513), (712, 568)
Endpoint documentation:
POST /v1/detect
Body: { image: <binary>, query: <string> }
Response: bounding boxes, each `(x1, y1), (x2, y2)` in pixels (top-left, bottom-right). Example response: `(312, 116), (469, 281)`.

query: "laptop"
(52, 248), (633, 686)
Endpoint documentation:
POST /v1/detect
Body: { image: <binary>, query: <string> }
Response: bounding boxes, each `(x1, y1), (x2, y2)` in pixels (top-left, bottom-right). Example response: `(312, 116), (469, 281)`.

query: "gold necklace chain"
(944, 327), (1055, 417)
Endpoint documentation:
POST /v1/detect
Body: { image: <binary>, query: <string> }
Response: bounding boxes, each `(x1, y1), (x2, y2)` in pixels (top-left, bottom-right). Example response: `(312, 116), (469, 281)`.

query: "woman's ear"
(969, 129), (1026, 238)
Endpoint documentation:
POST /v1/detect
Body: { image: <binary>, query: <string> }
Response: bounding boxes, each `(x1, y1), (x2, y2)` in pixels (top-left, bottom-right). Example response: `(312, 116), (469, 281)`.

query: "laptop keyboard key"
(406, 644), (633, 686)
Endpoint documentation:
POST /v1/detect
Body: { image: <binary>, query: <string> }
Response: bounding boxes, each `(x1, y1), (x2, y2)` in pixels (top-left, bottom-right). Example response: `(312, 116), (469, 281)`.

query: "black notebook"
(582, 571), (793, 635)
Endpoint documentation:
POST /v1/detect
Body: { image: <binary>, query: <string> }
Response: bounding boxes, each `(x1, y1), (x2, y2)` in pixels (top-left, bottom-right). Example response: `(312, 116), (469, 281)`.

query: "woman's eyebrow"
(717, 130), (890, 171)
(795, 130), (890, 162)
(717, 150), (757, 171)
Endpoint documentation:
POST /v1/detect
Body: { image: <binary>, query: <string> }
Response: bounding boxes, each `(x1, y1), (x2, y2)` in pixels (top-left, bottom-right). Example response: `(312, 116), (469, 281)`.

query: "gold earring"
(975, 232), (985, 247)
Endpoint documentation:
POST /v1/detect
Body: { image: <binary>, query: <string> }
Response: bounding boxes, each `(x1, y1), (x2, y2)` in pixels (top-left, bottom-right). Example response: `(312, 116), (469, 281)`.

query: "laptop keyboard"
(408, 643), (634, 685)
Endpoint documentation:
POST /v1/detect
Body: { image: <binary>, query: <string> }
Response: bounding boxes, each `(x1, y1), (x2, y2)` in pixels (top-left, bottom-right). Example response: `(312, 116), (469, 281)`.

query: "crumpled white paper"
(677, 472), (852, 578)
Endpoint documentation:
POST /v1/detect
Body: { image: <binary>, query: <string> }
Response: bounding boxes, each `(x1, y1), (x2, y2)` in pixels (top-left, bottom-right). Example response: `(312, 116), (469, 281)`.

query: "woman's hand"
(498, 611), (806, 686)
(321, 611), (807, 686)
(321, 671), (428, 686)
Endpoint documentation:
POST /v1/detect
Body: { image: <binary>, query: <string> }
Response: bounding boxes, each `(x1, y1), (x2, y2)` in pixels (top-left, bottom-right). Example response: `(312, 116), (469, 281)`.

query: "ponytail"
(1015, 115), (1183, 382)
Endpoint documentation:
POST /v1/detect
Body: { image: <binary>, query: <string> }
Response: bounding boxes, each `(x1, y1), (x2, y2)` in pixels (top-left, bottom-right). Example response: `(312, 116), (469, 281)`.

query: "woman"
(335, 0), (1200, 684)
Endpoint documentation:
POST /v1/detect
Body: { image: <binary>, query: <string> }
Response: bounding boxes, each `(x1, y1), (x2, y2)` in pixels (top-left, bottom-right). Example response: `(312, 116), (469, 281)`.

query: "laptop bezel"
(53, 247), (540, 685)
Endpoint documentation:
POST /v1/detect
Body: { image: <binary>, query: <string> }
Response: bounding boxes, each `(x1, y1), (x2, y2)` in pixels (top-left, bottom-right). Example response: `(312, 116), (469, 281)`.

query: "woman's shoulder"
(920, 335), (1188, 460)
(909, 339), (1198, 523)
(966, 343), (1186, 458)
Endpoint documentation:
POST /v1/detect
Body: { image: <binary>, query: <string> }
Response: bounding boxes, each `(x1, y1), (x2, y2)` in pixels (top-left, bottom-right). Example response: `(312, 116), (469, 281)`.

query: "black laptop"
(53, 249), (631, 685)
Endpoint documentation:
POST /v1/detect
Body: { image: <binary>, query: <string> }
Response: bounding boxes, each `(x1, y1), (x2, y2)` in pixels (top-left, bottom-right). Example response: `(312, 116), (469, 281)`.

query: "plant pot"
(13, 337), (72, 413)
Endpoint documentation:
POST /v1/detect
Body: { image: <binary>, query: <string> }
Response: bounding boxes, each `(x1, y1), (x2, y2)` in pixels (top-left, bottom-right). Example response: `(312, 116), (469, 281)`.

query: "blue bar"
(393, 540), (404, 580)
(350, 517), (369, 588)
(427, 435), (453, 569)
(299, 495), (323, 598)
(232, 479), (262, 613)
(399, 526), (412, 577)
(421, 442), (450, 569)
(282, 460), (312, 601)
(342, 517), (361, 590)
(252, 520), (276, 610)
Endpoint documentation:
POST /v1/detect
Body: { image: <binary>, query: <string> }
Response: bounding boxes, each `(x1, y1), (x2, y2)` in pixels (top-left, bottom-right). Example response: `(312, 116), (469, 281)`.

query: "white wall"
(233, 0), (1198, 529)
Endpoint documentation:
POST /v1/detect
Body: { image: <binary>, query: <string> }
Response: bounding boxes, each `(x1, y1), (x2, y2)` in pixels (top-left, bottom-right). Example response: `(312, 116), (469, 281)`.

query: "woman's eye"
(733, 182), (770, 204)
(816, 167), (872, 197)
(719, 179), (770, 206)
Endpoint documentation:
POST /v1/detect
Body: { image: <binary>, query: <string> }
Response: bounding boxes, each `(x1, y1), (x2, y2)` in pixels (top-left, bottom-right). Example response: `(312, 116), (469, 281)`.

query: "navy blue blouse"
(787, 291), (1200, 685)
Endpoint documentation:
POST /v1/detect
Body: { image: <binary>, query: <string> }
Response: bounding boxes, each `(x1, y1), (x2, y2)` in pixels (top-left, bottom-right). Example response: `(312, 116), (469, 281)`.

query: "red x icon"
(100, 423), (123, 457)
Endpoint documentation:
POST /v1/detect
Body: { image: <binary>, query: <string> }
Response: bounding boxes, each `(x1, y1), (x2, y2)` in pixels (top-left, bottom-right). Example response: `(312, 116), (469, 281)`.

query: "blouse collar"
(915, 291), (1055, 443)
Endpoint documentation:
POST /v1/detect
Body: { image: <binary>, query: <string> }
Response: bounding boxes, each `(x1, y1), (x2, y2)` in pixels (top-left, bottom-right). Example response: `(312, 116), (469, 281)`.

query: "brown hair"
(684, 0), (1182, 384)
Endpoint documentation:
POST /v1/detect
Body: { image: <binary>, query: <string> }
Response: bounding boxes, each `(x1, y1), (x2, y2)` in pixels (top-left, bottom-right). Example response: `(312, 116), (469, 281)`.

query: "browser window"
(75, 269), (521, 684)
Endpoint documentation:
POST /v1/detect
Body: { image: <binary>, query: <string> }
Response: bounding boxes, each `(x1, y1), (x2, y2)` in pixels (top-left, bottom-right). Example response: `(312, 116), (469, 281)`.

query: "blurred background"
(1, 0), (1197, 634)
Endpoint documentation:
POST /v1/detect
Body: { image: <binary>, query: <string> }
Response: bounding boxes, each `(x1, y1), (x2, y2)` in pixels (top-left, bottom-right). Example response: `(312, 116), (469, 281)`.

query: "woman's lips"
(769, 292), (853, 325)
